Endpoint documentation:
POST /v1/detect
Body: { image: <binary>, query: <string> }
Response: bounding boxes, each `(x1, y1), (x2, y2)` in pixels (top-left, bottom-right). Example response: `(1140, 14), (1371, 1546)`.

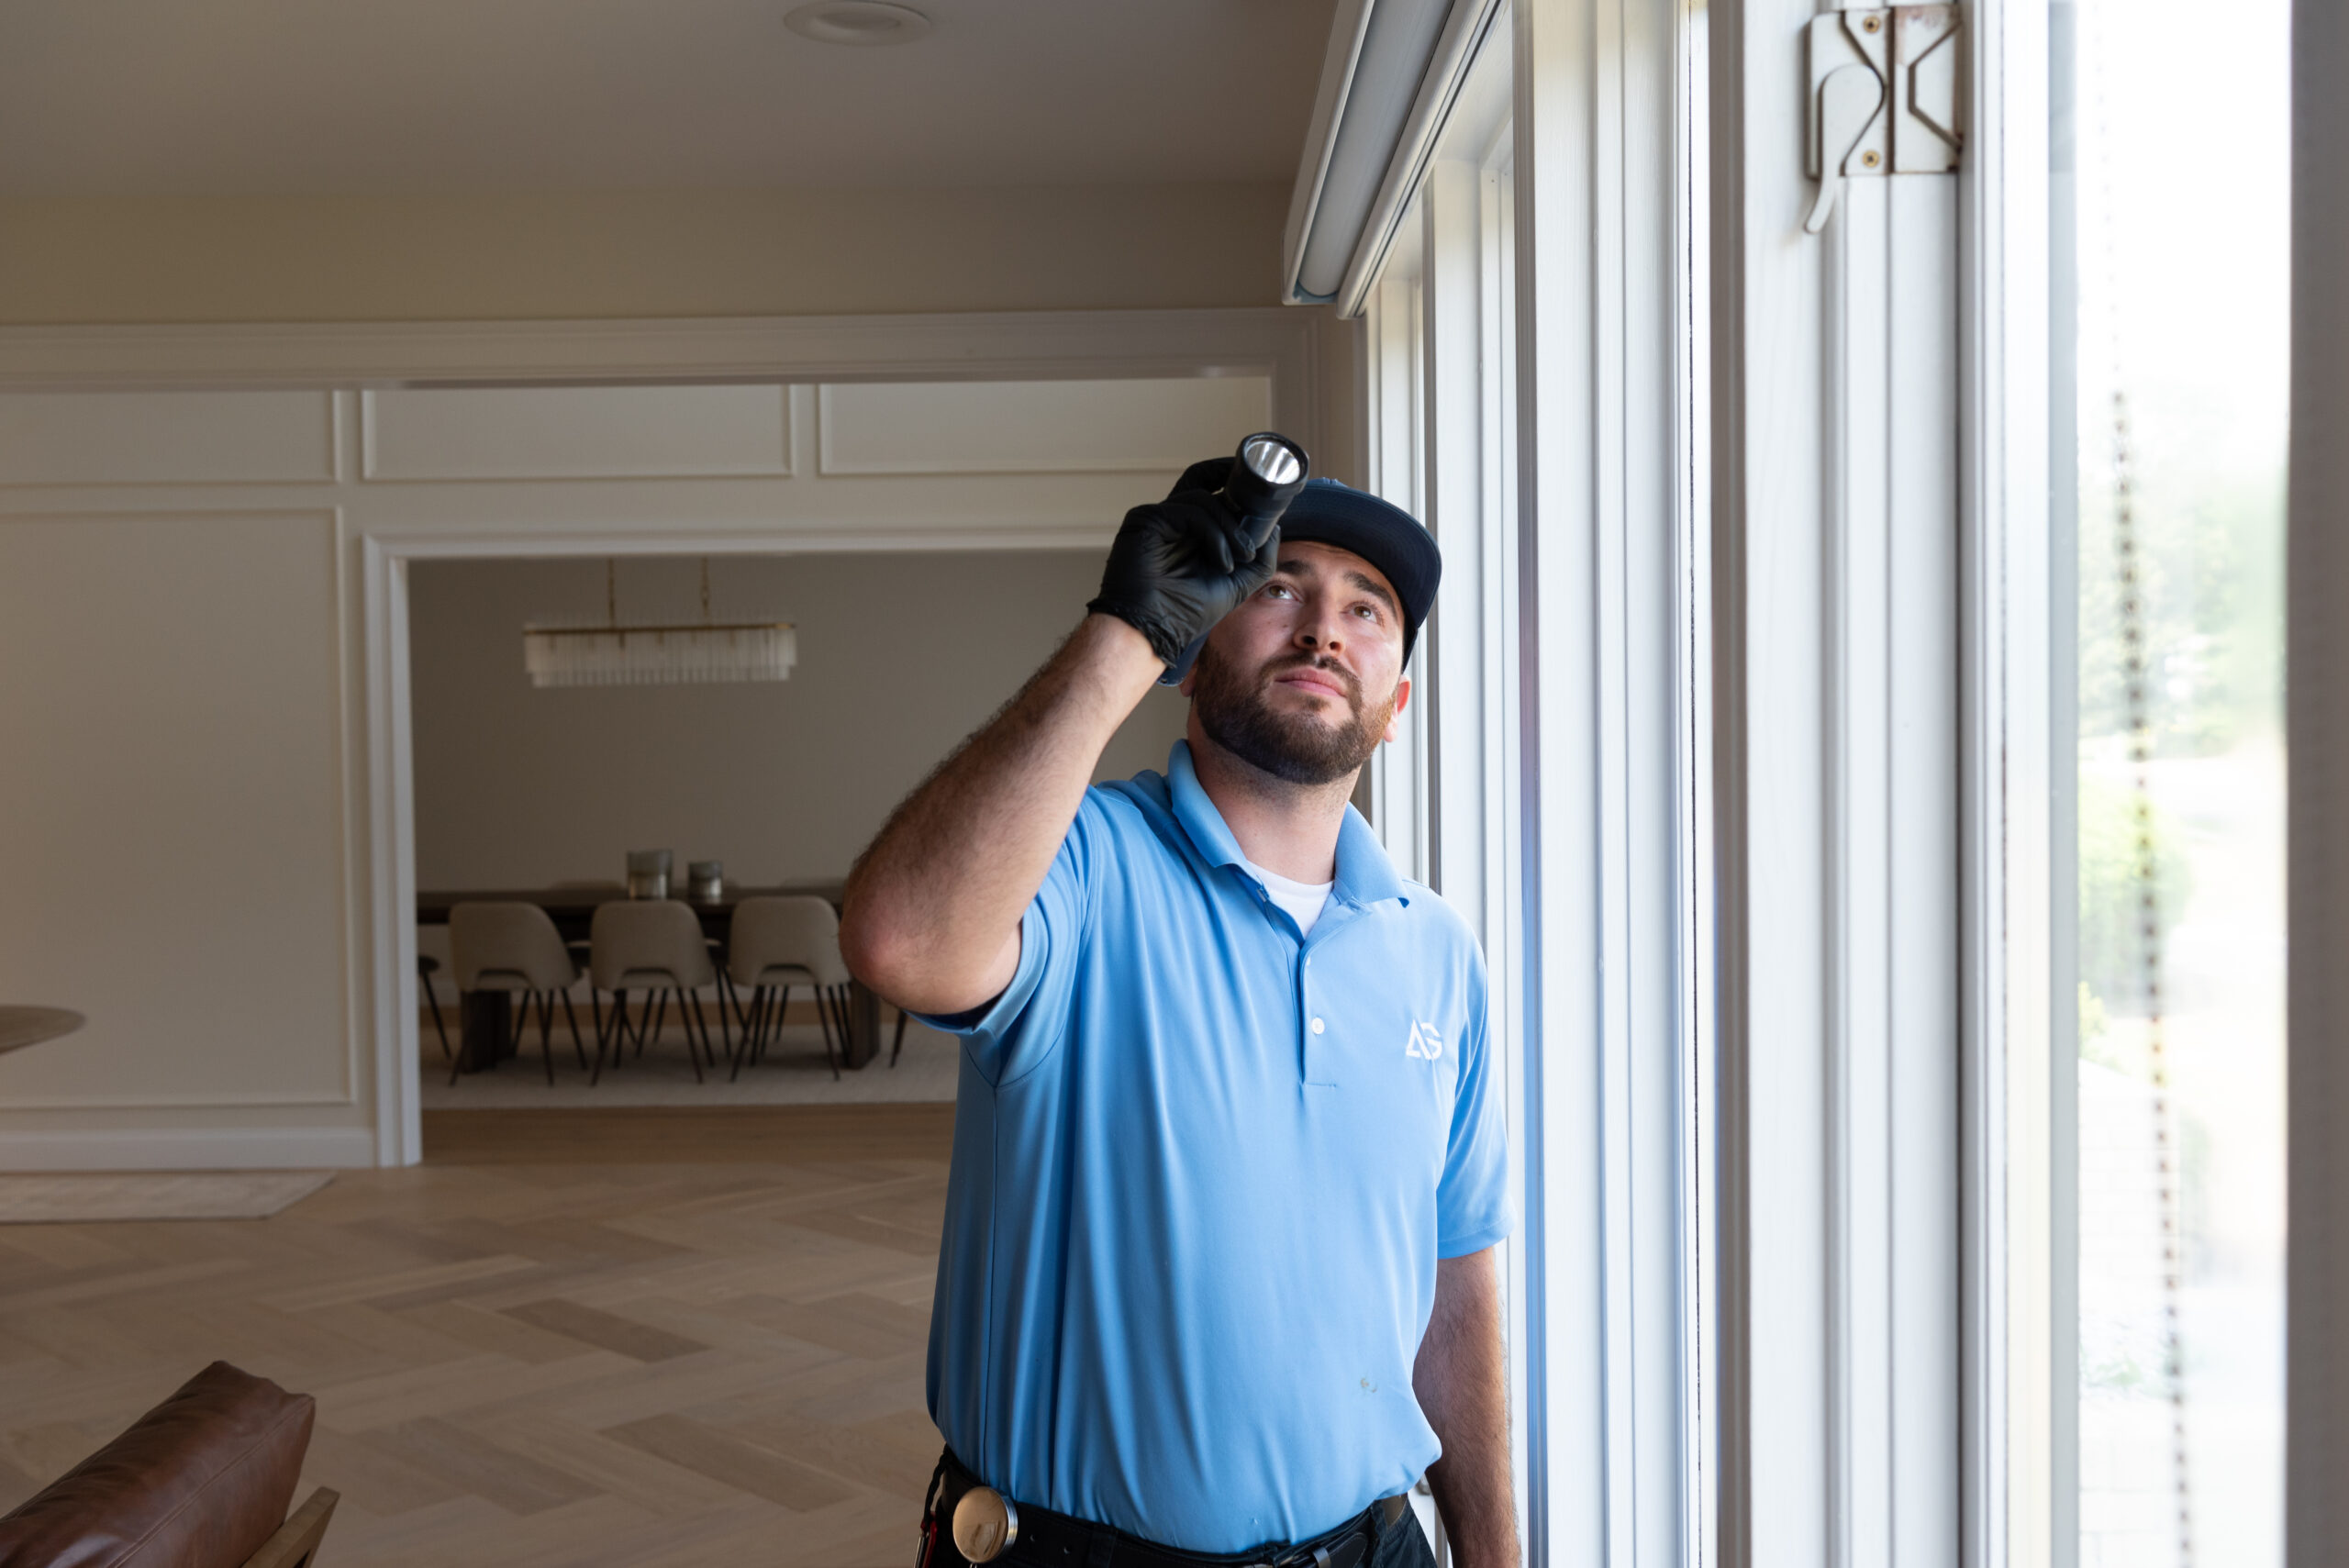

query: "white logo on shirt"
(1405, 1019), (1445, 1061)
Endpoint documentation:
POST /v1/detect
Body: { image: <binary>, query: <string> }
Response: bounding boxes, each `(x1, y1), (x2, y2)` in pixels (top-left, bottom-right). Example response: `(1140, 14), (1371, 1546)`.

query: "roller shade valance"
(1281, 0), (1505, 316)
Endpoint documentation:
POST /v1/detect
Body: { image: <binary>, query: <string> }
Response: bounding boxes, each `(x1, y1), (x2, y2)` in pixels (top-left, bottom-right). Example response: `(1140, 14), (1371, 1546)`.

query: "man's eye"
(1264, 583), (1297, 600)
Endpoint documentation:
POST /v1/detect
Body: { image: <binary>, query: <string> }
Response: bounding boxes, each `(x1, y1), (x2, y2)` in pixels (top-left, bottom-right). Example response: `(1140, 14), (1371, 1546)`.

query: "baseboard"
(0, 1125), (379, 1172)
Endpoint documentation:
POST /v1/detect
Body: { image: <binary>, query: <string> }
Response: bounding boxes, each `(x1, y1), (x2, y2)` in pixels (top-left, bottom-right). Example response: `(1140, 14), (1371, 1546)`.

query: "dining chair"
(417, 923), (455, 1061)
(416, 953), (452, 1063)
(447, 902), (587, 1085)
(550, 880), (624, 967)
(588, 899), (720, 1084)
(725, 895), (852, 1082)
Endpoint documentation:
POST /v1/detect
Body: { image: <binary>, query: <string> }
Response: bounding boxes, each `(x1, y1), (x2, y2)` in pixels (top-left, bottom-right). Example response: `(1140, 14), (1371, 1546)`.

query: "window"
(1341, 2), (1704, 1560)
(2054, 3), (2290, 1562)
(1307, 0), (2302, 1562)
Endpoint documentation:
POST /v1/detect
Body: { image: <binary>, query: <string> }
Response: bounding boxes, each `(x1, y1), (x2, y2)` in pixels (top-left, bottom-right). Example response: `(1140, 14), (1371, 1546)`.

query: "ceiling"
(0, 0), (1340, 195)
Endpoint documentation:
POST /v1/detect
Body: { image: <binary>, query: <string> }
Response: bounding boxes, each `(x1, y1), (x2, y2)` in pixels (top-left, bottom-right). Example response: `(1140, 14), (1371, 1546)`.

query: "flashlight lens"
(1241, 435), (1303, 488)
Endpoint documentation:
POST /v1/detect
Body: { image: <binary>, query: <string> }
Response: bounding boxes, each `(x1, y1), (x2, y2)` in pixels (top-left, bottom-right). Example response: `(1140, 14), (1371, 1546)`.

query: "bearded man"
(841, 462), (1515, 1568)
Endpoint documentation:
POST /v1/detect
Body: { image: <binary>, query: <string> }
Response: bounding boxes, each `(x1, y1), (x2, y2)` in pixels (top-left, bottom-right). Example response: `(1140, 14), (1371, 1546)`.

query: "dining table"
(0, 1006), (85, 1056)
(416, 881), (887, 1073)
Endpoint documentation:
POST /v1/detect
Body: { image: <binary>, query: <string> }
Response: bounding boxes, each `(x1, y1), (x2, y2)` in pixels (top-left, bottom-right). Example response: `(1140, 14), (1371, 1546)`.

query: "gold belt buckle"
(952, 1485), (1020, 1563)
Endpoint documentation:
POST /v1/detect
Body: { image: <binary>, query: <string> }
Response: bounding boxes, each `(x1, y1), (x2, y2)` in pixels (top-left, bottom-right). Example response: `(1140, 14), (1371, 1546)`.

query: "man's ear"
(1381, 674), (1413, 743)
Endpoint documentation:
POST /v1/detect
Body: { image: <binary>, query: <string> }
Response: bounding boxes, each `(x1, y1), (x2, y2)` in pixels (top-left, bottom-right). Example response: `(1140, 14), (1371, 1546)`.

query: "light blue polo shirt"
(924, 741), (1511, 1555)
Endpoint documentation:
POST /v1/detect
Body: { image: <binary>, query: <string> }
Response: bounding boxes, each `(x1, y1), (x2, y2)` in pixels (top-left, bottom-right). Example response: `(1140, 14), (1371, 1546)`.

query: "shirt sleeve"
(910, 788), (1107, 1087)
(1436, 953), (1513, 1258)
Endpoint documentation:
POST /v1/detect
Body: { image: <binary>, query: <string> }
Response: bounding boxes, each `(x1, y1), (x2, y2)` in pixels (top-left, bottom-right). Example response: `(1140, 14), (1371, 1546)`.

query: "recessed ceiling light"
(784, 1), (933, 47)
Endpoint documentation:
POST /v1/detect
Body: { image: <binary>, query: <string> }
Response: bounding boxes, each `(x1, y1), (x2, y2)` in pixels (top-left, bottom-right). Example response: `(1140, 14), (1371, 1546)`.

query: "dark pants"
(1364, 1504), (1440, 1568)
(920, 1493), (1438, 1568)
(985, 1511), (1437, 1568)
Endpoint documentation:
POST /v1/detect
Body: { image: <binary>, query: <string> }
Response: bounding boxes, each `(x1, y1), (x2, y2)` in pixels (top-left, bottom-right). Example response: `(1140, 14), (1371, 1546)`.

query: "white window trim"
(1709, 4), (2054, 1568)
(1365, 268), (1432, 879)
(1513, 0), (1709, 1562)
(1964, 5), (2055, 1566)
(1354, 0), (2059, 1561)
(1345, 0), (1708, 1561)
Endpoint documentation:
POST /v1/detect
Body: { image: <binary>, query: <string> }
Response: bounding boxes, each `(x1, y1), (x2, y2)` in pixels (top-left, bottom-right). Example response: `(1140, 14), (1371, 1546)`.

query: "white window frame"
(1364, 264), (1431, 879)
(1513, 0), (1708, 1562)
(1347, 2), (1709, 1562)
(1329, 0), (2056, 1564)
(1712, 3), (2054, 1565)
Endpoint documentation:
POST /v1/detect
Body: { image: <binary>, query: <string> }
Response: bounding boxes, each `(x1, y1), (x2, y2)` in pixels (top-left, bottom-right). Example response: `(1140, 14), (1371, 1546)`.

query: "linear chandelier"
(524, 559), (796, 688)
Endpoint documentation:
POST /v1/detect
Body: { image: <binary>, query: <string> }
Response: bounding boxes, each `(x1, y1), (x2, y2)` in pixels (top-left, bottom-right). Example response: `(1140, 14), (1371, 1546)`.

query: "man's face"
(1184, 539), (1412, 787)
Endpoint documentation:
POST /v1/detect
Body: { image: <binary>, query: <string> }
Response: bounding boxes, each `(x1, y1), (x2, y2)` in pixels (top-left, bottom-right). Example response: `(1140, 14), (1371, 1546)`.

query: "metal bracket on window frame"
(1804, 4), (1966, 234)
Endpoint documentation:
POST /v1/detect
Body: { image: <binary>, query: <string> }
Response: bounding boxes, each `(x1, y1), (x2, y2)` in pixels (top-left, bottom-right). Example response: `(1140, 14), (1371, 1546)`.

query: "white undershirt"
(1241, 857), (1337, 938)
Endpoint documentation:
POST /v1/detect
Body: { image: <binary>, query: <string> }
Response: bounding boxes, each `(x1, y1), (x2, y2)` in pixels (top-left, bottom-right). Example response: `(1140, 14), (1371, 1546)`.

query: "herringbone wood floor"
(0, 1106), (955, 1567)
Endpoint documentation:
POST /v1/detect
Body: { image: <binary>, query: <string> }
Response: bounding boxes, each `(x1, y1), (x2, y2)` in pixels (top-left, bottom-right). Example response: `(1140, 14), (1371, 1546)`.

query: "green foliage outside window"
(2075, 770), (2194, 1018)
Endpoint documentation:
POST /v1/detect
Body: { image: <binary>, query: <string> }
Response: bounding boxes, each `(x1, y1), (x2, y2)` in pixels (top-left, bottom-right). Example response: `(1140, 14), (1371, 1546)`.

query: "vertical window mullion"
(1368, 270), (1431, 879)
(1423, 157), (1489, 934)
(1512, 0), (1697, 1562)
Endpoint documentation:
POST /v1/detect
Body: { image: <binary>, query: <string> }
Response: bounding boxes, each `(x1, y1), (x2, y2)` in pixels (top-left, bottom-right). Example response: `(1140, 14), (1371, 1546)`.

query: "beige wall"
(409, 552), (1188, 892)
(0, 512), (352, 1119)
(0, 184), (1289, 324)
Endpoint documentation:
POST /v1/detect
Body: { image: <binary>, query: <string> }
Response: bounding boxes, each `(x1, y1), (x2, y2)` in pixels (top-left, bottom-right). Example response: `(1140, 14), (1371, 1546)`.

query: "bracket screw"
(1861, 150), (1882, 169)
(1863, 13), (1883, 31)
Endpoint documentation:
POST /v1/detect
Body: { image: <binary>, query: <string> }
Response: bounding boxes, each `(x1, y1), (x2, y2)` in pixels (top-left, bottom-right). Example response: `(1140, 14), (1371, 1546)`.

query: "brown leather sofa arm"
(237, 1488), (337, 1568)
(0, 1362), (316, 1568)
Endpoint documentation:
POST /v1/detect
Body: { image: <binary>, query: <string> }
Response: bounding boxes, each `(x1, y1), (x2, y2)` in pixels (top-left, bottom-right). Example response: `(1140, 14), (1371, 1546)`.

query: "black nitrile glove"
(1086, 486), (1281, 673)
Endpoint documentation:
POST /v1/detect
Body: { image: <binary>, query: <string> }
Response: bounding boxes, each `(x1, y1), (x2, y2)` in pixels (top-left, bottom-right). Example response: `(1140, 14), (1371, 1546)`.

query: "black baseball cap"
(1167, 462), (1442, 659)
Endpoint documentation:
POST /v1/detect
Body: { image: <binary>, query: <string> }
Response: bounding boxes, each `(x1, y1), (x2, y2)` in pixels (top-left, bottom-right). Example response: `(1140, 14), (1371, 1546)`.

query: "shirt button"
(1311, 1018), (1326, 1035)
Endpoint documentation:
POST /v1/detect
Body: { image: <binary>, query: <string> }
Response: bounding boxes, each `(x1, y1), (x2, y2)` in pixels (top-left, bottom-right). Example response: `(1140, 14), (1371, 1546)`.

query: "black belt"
(921, 1448), (1407, 1568)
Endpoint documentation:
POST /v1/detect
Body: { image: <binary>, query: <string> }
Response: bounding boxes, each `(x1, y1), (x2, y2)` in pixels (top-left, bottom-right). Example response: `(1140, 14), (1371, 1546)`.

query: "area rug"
(0, 1171), (333, 1224)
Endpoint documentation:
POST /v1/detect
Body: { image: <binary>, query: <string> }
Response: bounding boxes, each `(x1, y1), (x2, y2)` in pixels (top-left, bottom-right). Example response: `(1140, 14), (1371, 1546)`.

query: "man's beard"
(1192, 640), (1396, 787)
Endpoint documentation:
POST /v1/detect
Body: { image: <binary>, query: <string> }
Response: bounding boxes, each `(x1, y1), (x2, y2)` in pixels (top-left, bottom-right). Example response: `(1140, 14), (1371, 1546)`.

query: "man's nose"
(1294, 601), (1346, 654)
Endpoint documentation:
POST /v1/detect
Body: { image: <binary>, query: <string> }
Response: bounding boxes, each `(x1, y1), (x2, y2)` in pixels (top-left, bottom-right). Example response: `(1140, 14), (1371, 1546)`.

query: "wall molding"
(0, 1125), (375, 1172)
(0, 387), (338, 489)
(0, 308), (1324, 406)
(0, 503), (359, 1131)
(363, 525), (1120, 559)
(0, 307), (1329, 1172)
(813, 376), (1274, 478)
(359, 384), (796, 484)
(333, 306), (1331, 1168)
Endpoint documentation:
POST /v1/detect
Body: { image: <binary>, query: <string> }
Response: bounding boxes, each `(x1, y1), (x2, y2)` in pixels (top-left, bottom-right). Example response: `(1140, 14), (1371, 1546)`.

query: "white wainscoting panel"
(0, 510), (351, 1108)
(818, 376), (1273, 476)
(0, 392), (334, 486)
(362, 384), (793, 481)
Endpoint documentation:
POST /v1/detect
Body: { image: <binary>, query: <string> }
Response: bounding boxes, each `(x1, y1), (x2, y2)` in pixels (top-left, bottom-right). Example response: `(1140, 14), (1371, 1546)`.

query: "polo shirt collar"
(1163, 741), (1410, 910)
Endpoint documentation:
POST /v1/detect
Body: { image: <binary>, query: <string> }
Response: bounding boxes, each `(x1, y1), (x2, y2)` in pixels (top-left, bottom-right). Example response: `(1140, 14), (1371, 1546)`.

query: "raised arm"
(839, 615), (1162, 1016)
(843, 459), (1289, 1015)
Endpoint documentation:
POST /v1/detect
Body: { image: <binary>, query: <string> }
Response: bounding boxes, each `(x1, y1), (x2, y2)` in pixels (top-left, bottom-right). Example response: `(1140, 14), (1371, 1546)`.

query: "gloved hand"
(1086, 484), (1281, 672)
